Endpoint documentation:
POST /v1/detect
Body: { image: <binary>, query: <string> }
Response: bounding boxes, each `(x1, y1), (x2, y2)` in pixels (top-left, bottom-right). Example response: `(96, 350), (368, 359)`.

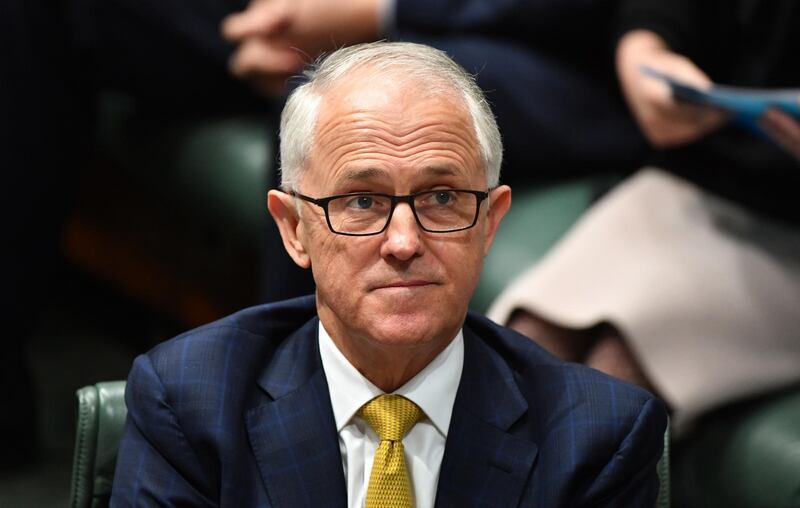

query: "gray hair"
(278, 42), (503, 190)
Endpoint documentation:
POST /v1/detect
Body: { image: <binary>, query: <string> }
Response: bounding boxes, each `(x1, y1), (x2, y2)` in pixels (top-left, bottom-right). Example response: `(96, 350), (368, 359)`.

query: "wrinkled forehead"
(305, 69), (483, 188)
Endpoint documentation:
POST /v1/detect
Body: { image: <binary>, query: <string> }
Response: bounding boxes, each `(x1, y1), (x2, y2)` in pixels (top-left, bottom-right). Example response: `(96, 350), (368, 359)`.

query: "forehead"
(305, 69), (484, 190)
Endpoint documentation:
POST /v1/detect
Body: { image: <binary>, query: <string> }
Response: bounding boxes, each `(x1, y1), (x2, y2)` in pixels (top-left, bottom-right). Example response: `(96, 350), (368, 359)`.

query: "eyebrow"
(339, 167), (390, 183)
(338, 165), (461, 184)
(424, 166), (460, 178)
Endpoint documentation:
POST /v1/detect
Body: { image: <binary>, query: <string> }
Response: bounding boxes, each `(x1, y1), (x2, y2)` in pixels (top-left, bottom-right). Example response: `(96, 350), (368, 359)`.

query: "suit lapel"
(245, 317), (347, 508)
(435, 328), (538, 508)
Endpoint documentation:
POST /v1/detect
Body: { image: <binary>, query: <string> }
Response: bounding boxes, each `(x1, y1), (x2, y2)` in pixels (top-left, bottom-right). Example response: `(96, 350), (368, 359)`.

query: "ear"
(267, 190), (311, 269)
(482, 185), (511, 257)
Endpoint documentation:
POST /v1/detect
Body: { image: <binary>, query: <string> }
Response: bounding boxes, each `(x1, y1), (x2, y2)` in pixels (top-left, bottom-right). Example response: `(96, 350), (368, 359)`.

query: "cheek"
(454, 249), (484, 290)
(441, 230), (485, 271)
(307, 235), (374, 291)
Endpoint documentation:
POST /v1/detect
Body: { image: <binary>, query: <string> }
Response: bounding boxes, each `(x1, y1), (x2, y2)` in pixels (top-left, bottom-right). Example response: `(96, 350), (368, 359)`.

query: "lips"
(374, 280), (434, 290)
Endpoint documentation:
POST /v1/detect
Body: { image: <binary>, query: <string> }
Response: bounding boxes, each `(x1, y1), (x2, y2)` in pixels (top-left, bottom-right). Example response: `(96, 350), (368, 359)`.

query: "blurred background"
(2, 0), (799, 507)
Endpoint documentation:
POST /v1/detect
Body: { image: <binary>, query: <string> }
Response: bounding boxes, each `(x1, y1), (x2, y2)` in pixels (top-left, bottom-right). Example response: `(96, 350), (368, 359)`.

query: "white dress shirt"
(318, 322), (464, 508)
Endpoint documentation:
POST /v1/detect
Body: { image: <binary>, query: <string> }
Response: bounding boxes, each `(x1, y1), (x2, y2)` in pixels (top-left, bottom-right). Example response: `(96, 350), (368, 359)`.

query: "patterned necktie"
(358, 394), (424, 508)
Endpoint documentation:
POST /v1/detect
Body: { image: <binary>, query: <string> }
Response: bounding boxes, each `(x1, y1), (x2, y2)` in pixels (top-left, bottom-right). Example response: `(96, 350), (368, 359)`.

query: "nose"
(380, 202), (424, 261)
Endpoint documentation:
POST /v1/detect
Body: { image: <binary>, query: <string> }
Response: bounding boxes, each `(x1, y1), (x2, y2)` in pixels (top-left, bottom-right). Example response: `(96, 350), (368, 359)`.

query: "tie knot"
(358, 394), (423, 442)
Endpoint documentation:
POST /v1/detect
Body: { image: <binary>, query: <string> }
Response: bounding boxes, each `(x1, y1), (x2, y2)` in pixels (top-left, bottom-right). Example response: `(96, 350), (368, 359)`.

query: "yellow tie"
(358, 394), (424, 508)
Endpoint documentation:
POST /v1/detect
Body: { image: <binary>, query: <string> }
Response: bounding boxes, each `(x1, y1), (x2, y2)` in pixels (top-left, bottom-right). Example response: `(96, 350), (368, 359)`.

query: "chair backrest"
(70, 381), (127, 508)
(672, 387), (800, 508)
(68, 380), (671, 507)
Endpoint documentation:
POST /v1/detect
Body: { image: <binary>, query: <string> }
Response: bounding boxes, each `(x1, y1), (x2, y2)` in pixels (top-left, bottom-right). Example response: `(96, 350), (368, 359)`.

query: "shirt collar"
(318, 321), (464, 437)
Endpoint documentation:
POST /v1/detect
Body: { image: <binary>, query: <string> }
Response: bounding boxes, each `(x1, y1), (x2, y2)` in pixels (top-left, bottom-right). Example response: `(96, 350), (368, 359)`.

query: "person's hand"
(222, 0), (383, 96)
(760, 106), (800, 161)
(616, 29), (728, 148)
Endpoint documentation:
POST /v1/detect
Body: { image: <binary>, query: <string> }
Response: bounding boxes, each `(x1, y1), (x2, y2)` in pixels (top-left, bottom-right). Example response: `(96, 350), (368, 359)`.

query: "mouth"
(373, 280), (436, 290)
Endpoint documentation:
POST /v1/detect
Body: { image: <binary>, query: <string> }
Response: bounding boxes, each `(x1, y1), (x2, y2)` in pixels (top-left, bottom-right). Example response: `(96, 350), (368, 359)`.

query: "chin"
(368, 313), (442, 347)
(369, 285), (444, 313)
(335, 289), (463, 346)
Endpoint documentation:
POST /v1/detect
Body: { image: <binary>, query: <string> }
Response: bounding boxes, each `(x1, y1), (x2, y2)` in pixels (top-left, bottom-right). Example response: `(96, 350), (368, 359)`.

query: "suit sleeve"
(615, 0), (737, 77)
(581, 396), (668, 507)
(110, 354), (217, 508)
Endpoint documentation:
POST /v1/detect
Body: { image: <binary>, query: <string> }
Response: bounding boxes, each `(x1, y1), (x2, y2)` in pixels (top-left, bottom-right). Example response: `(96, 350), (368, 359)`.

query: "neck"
(353, 347), (443, 393)
(321, 322), (457, 393)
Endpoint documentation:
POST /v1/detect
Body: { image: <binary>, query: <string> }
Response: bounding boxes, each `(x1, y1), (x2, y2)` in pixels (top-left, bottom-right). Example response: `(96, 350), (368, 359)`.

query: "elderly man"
(111, 42), (666, 507)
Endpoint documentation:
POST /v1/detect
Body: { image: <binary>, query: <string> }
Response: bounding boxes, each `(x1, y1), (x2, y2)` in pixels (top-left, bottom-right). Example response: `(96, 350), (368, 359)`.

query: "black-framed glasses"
(290, 189), (490, 236)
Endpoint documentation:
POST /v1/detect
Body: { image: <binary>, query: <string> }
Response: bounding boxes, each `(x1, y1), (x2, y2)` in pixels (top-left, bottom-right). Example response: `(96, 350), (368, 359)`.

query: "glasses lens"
(414, 190), (477, 232)
(327, 194), (393, 234)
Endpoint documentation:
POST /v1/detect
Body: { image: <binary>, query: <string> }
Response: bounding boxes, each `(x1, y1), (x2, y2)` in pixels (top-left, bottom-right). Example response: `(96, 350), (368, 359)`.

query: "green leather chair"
(68, 95), (273, 326)
(70, 381), (128, 508)
(672, 387), (800, 508)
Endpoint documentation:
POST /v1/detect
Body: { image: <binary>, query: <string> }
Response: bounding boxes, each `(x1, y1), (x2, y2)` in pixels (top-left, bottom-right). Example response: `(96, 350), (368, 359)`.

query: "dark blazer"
(111, 295), (666, 507)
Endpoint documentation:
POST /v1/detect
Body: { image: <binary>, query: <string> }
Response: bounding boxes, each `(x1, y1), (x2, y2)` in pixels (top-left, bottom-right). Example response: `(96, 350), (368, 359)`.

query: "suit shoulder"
(465, 310), (665, 428)
(132, 296), (317, 399)
(464, 313), (666, 504)
(145, 296), (317, 370)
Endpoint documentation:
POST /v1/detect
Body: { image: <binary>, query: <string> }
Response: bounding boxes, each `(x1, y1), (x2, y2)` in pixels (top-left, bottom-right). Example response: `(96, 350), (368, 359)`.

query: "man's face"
(271, 70), (509, 356)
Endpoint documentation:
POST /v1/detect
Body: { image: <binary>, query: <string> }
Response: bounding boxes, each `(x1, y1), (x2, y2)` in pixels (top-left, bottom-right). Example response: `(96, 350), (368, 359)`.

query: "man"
(111, 42), (666, 507)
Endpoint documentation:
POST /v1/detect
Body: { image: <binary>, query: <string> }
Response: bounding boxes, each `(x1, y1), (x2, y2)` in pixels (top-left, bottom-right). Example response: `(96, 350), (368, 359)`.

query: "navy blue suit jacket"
(111, 295), (666, 507)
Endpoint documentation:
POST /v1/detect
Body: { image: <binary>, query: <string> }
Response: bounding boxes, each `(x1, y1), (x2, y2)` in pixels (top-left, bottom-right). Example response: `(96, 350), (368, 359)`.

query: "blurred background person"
(489, 0), (800, 435)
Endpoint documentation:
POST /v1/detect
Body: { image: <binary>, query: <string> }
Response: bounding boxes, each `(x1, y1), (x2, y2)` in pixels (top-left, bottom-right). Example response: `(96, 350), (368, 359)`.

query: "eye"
(345, 195), (374, 209)
(434, 191), (455, 205)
